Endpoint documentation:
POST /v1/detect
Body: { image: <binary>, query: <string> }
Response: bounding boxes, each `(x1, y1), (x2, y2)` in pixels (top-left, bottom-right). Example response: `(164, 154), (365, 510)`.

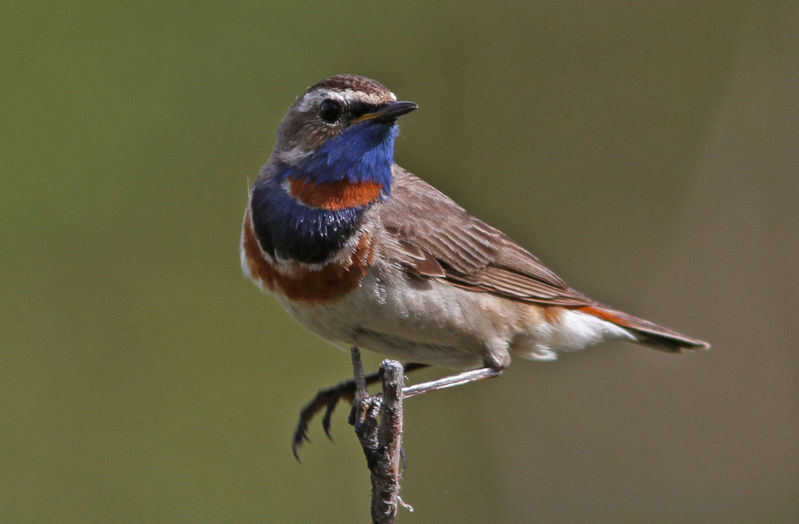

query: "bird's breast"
(287, 176), (383, 210)
(241, 207), (376, 304)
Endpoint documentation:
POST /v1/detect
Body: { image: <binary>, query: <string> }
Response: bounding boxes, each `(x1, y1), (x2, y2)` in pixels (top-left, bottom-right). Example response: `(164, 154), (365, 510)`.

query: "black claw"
(292, 423), (311, 462)
(290, 362), (429, 460)
(291, 436), (303, 463)
(322, 390), (342, 440)
(347, 400), (357, 427)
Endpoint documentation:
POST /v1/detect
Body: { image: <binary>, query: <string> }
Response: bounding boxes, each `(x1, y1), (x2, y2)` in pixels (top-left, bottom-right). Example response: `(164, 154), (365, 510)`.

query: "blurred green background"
(2, 1), (797, 522)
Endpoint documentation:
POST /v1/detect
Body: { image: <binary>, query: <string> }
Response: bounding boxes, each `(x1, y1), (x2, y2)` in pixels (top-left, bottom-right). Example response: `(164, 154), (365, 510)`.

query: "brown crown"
(308, 74), (392, 96)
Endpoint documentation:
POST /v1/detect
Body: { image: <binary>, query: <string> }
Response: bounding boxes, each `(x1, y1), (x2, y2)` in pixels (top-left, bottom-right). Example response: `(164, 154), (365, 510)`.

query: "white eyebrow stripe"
(296, 89), (396, 112)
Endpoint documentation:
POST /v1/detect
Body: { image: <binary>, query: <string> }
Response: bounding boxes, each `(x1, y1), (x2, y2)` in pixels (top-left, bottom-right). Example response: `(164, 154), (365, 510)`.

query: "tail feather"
(578, 305), (710, 353)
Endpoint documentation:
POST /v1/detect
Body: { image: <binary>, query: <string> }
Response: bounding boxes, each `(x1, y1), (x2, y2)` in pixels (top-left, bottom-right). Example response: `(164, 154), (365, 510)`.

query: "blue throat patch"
(251, 122), (397, 264)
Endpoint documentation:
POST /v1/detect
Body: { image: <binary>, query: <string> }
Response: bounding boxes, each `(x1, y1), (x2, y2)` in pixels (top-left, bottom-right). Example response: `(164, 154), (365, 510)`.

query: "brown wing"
(377, 166), (592, 307)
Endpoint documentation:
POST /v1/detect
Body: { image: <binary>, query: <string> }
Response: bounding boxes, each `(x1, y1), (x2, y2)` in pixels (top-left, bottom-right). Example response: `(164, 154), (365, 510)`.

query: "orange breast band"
(288, 176), (383, 210)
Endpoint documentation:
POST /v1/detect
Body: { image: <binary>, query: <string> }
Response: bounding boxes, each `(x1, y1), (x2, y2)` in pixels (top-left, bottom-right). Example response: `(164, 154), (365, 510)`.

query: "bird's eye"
(319, 99), (341, 123)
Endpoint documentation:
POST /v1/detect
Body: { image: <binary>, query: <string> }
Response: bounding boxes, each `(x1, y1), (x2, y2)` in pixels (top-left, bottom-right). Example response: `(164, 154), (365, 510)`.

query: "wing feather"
(378, 166), (590, 307)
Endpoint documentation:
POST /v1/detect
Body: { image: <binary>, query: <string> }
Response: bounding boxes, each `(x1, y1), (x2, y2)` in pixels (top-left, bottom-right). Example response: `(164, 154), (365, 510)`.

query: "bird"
(240, 74), (709, 455)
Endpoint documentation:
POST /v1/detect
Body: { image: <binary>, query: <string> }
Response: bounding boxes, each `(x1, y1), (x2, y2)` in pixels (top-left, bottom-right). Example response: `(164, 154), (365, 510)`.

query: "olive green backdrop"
(2, 1), (797, 522)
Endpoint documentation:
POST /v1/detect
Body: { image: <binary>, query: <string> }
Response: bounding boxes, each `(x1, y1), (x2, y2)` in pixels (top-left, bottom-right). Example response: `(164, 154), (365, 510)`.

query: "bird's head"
(271, 75), (417, 186)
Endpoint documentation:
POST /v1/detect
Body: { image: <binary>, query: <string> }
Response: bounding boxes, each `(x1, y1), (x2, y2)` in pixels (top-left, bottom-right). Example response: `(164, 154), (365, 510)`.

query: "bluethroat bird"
(240, 75), (709, 457)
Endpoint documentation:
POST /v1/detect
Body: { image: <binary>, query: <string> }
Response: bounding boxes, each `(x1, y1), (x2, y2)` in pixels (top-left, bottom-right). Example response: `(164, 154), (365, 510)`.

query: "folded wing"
(379, 166), (590, 307)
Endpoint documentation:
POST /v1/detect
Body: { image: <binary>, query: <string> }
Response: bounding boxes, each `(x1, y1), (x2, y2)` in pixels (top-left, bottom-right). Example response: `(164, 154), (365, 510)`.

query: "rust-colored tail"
(579, 305), (710, 353)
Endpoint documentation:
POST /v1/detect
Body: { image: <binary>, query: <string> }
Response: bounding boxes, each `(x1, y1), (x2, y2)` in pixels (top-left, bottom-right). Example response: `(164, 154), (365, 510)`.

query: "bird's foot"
(291, 362), (428, 461)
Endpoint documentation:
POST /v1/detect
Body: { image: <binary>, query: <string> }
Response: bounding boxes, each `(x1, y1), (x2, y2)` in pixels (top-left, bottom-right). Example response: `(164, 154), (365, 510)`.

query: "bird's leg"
(348, 346), (372, 447)
(291, 350), (427, 461)
(351, 346), (368, 399)
(402, 367), (503, 399)
(292, 350), (501, 460)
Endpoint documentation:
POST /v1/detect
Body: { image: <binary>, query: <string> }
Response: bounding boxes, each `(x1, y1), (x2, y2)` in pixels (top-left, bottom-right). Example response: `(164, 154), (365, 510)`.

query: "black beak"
(352, 101), (418, 123)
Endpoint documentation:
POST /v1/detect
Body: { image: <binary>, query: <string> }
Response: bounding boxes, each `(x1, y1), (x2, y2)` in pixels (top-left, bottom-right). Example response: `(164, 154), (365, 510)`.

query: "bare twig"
(346, 348), (501, 521)
(350, 349), (405, 523)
